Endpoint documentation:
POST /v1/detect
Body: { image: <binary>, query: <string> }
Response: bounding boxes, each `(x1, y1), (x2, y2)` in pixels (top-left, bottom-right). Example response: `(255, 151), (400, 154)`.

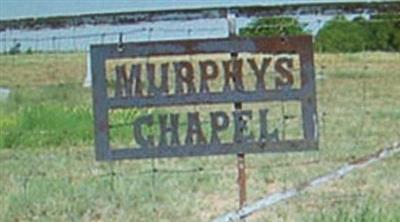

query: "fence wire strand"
(1, 14), (399, 222)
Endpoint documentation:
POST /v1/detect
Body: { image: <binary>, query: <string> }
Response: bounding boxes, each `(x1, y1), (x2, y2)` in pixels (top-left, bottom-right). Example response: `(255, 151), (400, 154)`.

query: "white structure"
(83, 50), (92, 87)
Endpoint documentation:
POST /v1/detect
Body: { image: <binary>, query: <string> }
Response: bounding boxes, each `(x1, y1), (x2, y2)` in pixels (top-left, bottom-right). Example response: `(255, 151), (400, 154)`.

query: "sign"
(91, 36), (318, 161)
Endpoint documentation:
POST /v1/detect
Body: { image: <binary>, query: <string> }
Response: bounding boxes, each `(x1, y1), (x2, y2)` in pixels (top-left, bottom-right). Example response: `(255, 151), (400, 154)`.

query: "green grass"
(310, 201), (400, 222)
(0, 83), (92, 149)
(0, 52), (400, 221)
(0, 103), (92, 148)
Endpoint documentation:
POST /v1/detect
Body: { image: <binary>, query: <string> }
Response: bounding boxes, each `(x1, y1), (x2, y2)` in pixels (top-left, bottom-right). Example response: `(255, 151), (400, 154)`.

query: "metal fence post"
(227, 10), (247, 212)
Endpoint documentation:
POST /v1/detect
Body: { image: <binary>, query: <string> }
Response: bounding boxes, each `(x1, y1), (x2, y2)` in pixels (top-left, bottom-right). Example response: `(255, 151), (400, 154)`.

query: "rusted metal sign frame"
(91, 35), (318, 161)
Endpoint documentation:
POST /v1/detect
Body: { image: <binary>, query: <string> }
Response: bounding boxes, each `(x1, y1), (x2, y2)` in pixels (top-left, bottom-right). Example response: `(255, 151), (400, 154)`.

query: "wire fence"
(0, 21), (228, 53)
(1, 13), (398, 54)
(1, 13), (400, 222)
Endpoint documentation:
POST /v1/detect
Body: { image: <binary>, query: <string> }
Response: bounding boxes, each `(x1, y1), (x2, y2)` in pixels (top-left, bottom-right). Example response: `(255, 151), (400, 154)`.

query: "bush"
(315, 15), (400, 52)
(240, 14), (400, 52)
(315, 16), (369, 52)
(239, 17), (306, 37)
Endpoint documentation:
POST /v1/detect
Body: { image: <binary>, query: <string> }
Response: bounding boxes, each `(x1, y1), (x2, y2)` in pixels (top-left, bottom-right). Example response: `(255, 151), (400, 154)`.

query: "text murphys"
(113, 56), (295, 98)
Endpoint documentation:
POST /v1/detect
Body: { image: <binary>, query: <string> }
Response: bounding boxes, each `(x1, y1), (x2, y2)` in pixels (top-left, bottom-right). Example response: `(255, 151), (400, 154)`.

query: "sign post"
(91, 35), (318, 214)
(227, 11), (247, 211)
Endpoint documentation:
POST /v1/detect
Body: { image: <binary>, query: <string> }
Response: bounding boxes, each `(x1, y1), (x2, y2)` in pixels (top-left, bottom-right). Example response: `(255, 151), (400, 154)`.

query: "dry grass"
(0, 53), (86, 86)
(0, 52), (399, 221)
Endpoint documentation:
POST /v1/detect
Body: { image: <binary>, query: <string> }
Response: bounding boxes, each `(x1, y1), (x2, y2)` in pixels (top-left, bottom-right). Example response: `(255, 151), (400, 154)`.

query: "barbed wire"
(1, 13), (399, 221)
(240, 16), (400, 28)
(0, 27), (221, 43)
(1, 16), (399, 44)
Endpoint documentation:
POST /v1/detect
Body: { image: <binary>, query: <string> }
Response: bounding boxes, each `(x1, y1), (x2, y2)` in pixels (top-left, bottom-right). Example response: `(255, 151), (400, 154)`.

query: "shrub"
(239, 17), (306, 37)
(315, 15), (400, 52)
(240, 14), (400, 52)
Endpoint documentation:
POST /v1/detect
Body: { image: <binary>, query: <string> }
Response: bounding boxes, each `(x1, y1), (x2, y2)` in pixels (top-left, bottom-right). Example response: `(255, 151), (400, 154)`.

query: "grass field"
(0, 52), (399, 222)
